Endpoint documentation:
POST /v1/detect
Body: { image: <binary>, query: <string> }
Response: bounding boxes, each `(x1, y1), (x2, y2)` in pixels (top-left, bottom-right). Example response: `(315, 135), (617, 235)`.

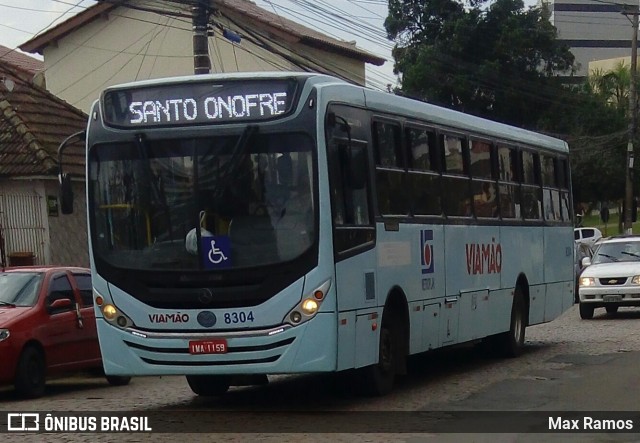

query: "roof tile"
(0, 62), (86, 177)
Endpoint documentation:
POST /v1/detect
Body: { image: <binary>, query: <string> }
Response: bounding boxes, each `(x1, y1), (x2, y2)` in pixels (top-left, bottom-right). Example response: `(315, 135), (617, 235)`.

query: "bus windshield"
(89, 131), (315, 271)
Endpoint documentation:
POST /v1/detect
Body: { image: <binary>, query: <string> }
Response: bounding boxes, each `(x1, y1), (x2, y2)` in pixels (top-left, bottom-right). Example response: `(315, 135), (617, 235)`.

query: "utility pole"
(623, 7), (639, 234)
(192, 0), (211, 75)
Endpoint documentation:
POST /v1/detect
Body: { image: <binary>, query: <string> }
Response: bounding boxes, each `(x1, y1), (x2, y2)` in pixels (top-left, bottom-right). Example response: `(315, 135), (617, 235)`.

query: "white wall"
(42, 6), (365, 113)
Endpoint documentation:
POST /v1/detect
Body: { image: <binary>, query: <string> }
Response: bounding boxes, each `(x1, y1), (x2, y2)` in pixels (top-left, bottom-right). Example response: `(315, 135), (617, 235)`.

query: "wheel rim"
(513, 309), (523, 344)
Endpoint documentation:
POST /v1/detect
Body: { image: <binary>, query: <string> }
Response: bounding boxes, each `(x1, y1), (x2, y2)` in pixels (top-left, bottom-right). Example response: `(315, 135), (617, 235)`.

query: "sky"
(0, 0), (398, 91)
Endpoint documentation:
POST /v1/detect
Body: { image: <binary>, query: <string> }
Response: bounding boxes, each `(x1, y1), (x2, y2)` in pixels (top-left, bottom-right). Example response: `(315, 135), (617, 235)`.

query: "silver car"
(578, 236), (640, 319)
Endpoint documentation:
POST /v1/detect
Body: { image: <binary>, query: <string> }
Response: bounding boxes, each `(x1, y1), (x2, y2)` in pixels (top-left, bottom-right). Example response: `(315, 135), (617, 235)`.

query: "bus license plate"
(189, 339), (228, 354)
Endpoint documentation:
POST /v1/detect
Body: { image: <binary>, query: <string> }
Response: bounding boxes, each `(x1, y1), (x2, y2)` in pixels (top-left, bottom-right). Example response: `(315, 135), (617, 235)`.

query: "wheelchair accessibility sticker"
(202, 236), (232, 269)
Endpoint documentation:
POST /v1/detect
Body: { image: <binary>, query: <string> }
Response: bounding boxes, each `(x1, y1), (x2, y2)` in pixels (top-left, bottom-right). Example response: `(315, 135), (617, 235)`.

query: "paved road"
(2, 304), (639, 442)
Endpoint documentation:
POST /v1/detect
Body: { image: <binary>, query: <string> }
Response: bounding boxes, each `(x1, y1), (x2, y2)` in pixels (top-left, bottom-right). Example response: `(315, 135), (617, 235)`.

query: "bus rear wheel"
(186, 375), (231, 396)
(493, 288), (526, 357)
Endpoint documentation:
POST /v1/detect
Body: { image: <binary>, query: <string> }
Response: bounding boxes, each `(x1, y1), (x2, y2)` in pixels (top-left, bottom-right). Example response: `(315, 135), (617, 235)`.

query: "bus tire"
(495, 288), (526, 358)
(186, 375), (230, 396)
(357, 313), (399, 396)
(106, 375), (132, 386)
(14, 346), (46, 398)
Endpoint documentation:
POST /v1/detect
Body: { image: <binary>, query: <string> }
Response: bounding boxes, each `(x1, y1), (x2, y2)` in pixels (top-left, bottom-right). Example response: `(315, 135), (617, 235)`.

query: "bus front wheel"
(357, 313), (401, 396)
(186, 375), (231, 396)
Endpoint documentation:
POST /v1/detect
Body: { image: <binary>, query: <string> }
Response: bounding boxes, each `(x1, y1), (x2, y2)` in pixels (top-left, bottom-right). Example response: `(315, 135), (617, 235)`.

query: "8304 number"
(224, 311), (255, 324)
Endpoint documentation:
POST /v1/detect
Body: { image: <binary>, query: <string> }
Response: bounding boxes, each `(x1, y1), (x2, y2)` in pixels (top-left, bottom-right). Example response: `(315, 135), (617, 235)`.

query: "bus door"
(326, 107), (378, 370)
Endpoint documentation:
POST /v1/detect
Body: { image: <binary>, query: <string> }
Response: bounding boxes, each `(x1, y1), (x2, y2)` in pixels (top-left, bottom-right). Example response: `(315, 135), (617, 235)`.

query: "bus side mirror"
(60, 173), (74, 214)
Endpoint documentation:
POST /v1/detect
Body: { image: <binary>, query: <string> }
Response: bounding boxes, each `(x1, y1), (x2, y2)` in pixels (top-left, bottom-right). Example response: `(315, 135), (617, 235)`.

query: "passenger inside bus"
(474, 182), (498, 217)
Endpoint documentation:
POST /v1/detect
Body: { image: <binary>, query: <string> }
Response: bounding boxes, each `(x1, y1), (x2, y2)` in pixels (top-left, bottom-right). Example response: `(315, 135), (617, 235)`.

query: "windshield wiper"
(212, 125), (259, 199)
(0, 301), (16, 307)
(597, 253), (619, 262)
(621, 251), (640, 259)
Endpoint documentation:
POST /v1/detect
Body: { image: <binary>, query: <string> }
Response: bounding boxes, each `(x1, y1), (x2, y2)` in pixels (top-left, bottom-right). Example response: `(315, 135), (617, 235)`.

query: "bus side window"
(406, 126), (441, 216)
(328, 138), (374, 255)
(521, 150), (542, 220)
(441, 133), (471, 217)
(374, 120), (407, 216)
(329, 141), (371, 226)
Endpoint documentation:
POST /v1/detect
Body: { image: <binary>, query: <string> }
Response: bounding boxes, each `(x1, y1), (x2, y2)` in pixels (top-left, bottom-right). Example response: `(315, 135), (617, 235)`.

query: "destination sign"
(102, 79), (298, 128)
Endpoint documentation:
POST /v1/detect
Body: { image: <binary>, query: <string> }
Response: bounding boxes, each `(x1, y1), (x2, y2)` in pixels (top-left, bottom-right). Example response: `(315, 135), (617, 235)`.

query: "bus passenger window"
(443, 135), (465, 174)
(408, 172), (441, 216)
(521, 186), (542, 220)
(499, 183), (519, 219)
(407, 127), (436, 171)
(472, 181), (498, 218)
(442, 176), (471, 217)
(374, 122), (402, 168)
(469, 140), (493, 179)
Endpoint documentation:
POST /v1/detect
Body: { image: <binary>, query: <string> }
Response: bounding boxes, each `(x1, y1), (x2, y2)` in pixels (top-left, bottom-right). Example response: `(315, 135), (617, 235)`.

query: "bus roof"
(102, 71), (568, 153)
(360, 88), (568, 154)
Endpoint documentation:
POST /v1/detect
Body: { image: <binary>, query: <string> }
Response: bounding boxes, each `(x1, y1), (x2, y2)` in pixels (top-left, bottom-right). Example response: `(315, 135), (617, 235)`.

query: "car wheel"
(14, 346), (46, 398)
(579, 303), (594, 319)
(106, 375), (132, 386)
(186, 375), (231, 396)
(605, 305), (619, 314)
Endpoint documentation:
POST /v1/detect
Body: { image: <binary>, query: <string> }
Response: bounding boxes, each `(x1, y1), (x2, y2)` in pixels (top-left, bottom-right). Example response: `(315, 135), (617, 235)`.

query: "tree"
(533, 79), (627, 206)
(385, 0), (576, 128)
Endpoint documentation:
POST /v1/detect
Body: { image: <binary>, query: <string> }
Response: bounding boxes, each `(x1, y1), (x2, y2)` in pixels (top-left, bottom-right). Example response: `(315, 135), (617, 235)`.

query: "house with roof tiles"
(19, 0), (385, 114)
(0, 59), (89, 267)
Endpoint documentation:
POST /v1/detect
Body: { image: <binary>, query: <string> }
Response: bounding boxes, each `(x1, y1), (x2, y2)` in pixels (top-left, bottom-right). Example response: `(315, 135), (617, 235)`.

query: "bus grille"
(123, 337), (294, 366)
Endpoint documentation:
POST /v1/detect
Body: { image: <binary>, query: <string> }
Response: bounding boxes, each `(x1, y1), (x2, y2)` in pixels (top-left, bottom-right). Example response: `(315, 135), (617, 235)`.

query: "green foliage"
(385, 0), (631, 205)
(386, 0), (575, 127)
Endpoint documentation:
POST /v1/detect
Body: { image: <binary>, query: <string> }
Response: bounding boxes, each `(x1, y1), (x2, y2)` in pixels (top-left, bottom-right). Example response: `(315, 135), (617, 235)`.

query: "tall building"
(546, 0), (637, 78)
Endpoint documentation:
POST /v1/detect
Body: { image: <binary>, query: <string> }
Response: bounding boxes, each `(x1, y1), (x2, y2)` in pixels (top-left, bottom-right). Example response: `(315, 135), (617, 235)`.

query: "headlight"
(0, 329), (9, 342)
(95, 289), (134, 329)
(285, 279), (331, 326)
(632, 276), (640, 285)
(580, 277), (596, 287)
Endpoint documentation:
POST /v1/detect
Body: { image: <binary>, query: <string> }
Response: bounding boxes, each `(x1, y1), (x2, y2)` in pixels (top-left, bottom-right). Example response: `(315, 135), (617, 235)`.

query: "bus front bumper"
(97, 313), (336, 376)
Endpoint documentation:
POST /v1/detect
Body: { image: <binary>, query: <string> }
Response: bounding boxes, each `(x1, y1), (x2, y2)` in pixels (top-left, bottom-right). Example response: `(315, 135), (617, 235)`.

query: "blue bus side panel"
(528, 284), (546, 325)
(421, 303), (441, 351)
(444, 225), (501, 296)
(500, 226), (544, 288)
(355, 310), (380, 368)
(440, 300), (459, 345)
(489, 288), (512, 335)
(335, 250), (377, 312)
(458, 289), (490, 342)
(337, 311), (356, 371)
(408, 301), (423, 353)
(543, 226), (575, 321)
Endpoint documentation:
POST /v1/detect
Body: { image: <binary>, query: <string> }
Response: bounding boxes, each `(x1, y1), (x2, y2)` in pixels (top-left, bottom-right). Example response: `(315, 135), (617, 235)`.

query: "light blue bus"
(59, 72), (574, 396)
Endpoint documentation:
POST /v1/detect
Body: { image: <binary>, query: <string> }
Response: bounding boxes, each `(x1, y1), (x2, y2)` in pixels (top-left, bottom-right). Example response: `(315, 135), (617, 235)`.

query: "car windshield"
(592, 241), (640, 264)
(0, 272), (43, 307)
(89, 131), (316, 271)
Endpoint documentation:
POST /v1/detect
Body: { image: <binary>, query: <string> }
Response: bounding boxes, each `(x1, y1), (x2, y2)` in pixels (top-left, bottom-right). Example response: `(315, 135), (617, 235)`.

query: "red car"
(0, 266), (130, 398)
